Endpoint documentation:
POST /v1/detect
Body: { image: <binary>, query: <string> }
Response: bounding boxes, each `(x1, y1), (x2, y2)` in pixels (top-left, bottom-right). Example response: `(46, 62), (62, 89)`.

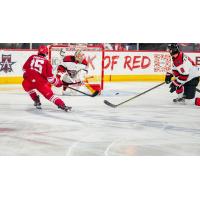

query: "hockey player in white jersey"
(56, 49), (88, 95)
(165, 43), (200, 106)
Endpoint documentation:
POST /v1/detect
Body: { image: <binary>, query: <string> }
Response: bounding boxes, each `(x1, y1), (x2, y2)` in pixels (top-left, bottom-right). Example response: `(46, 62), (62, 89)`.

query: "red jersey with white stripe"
(23, 55), (61, 86)
(171, 52), (200, 86)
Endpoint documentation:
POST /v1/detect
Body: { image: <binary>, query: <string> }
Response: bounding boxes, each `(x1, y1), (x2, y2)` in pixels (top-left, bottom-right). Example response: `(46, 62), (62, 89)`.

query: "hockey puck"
(115, 92), (119, 95)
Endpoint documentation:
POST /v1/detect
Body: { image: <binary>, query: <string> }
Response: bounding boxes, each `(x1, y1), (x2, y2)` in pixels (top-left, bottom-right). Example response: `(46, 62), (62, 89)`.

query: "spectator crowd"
(0, 43), (200, 51)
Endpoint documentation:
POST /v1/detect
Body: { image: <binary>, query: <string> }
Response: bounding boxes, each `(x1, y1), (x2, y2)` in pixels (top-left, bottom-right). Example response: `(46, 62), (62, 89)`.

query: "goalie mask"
(167, 43), (180, 56)
(74, 49), (84, 63)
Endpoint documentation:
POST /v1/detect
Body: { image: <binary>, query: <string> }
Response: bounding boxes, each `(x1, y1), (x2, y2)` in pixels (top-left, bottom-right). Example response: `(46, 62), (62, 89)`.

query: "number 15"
(30, 58), (44, 73)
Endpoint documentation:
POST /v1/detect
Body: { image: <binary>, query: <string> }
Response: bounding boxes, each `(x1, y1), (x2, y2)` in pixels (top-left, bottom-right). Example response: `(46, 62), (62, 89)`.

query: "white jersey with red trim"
(56, 55), (88, 85)
(171, 52), (200, 86)
(60, 55), (88, 71)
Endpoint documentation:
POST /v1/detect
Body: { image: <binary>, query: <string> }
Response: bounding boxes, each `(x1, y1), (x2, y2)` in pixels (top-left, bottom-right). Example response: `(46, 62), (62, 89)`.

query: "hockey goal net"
(48, 44), (104, 92)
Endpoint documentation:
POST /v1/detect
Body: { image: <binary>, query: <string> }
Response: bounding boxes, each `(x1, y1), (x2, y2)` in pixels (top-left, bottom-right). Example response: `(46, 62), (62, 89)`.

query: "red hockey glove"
(169, 81), (183, 93)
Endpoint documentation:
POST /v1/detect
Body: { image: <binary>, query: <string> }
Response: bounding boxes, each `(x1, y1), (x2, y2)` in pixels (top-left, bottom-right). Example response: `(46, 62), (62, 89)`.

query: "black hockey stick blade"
(68, 86), (99, 97)
(196, 88), (200, 93)
(103, 100), (118, 108)
(91, 90), (99, 97)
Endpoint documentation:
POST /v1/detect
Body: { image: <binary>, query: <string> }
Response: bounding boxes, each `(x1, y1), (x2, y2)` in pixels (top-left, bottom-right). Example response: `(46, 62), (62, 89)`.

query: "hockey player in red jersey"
(22, 45), (72, 112)
(56, 49), (88, 95)
(165, 43), (200, 106)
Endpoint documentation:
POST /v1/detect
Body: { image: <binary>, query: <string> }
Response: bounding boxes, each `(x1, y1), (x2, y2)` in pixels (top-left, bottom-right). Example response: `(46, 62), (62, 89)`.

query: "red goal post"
(48, 44), (104, 92)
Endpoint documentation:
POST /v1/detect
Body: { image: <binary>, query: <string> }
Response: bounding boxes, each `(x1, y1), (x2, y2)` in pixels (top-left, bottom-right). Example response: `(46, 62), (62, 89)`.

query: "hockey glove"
(54, 78), (63, 87)
(165, 72), (173, 84)
(169, 81), (183, 93)
(169, 82), (176, 93)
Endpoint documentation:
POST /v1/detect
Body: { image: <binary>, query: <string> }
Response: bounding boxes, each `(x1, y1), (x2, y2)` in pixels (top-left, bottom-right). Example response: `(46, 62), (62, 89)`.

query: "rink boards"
(1, 49), (200, 84)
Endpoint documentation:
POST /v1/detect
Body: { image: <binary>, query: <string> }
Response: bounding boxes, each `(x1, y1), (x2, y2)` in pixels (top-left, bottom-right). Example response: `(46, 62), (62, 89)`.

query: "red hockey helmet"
(38, 45), (48, 56)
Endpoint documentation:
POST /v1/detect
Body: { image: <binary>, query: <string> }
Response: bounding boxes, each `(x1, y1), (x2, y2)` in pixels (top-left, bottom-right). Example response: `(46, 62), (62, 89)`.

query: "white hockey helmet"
(74, 49), (84, 63)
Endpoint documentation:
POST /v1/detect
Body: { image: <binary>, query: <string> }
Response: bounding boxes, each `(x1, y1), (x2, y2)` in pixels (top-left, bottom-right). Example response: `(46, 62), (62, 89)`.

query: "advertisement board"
(1, 49), (200, 83)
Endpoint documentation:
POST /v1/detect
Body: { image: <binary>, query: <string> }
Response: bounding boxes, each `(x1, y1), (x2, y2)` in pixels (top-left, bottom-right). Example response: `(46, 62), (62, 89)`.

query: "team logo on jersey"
(0, 54), (16, 73)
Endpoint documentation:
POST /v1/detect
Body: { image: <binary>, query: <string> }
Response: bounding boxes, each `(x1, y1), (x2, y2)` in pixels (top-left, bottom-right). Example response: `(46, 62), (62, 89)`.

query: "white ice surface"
(0, 82), (200, 156)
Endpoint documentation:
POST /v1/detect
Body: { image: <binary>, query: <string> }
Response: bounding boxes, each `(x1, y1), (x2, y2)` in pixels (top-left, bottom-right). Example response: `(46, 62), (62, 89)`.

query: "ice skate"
(34, 95), (42, 109)
(58, 105), (72, 112)
(173, 97), (185, 104)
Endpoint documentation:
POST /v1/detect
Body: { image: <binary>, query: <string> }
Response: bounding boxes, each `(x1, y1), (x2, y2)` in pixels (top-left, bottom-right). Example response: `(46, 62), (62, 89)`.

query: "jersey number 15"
(30, 58), (44, 73)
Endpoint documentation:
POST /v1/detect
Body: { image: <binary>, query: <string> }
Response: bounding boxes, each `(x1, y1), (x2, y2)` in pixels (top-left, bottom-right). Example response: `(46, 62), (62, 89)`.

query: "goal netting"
(48, 44), (104, 92)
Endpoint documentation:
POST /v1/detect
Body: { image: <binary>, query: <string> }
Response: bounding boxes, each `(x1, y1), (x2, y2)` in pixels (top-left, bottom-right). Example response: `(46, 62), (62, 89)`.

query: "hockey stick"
(68, 86), (99, 97)
(104, 82), (165, 108)
(61, 72), (99, 97)
(196, 88), (200, 93)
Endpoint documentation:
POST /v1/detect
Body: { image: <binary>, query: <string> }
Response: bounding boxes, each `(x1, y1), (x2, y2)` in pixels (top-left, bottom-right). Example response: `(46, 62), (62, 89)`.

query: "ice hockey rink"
(1, 82), (200, 156)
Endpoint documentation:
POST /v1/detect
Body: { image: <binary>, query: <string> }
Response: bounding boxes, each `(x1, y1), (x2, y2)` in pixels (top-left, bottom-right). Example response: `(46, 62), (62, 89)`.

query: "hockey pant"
(183, 77), (199, 99)
(22, 76), (65, 107)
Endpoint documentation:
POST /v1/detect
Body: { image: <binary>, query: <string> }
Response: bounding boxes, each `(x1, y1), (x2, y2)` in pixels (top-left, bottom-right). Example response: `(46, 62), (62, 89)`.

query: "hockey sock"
(28, 90), (38, 102)
(49, 95), (66, 107)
